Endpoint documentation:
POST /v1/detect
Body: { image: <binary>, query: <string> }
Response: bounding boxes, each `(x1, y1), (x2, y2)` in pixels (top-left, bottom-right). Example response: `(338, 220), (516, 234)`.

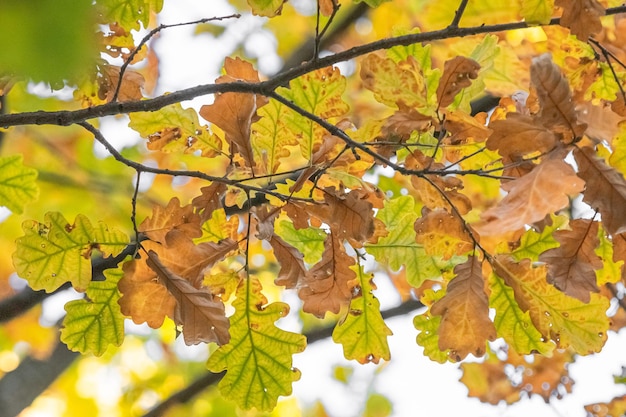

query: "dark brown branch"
(2, 6), (626, 129)
(142, 298), (424, 417)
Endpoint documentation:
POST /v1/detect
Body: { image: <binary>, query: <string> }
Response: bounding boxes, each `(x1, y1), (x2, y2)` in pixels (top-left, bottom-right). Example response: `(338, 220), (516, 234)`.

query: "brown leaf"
(307, 188), (375, 247)
(430, 256), (496, 361)
(139, 197), (202, 243)
(319, 0), (338, 16)
(298, 231), (356, 317)
(146, 251), (230, 345)
(99, 65), (145, 102)
(574, 146), (626, 235)
(530, 54), (587, 142)
(539, 219), (602, 302)
(436, 56), (480, 108)
(585, 395), (626, 417)
(192, 183), (227, 222)
(518, 350), (574, 402)
(460, 358), (521, 405)
(381, 103), (433, 140)
(414, 208), (474, 260)
(556, 0), (605, 40)
(270, 236), (307, 288)
(118, 231), (238, 328)
(200, 57), (266, 169)
(475, 158), (585, 236)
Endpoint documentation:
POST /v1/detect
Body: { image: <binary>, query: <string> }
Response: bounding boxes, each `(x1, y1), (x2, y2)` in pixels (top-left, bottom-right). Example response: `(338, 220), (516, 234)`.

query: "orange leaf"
(414, 208), (474, 260)
(585, 394), (626, 417)
(99, 65), (144, 102)
(574, 146), (626, 235)
(475, 158), (584, 236)
(192, 183), (227, 222)
(430, 256), (496, 361)
(200, 57), (266, 169)
(318, 0), (338, 16)
(146, 251), (230, 345)
(556, 0), (605, 40)
(118, 231), (238, 328)
(530, 54), (587, 142)
(382, 103), (433, 140)
(539, 219), (602, 302)
(298, 231), (356, 318)
(270, 236), (307, 289)
(436, 56), (480, 108)
(460, 358), (520, 405)
(139, 197), (202, 243)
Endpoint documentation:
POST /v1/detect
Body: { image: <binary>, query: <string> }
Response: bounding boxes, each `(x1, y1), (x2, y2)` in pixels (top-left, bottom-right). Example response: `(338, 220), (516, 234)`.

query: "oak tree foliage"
(2, 0), (626, 415)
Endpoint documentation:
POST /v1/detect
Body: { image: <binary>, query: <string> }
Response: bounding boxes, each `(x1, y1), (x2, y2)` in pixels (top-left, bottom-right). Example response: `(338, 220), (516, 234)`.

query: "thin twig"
(112, 14), (241, 102)
(588, 38), (626, 108)
(449, 0), (470, 29)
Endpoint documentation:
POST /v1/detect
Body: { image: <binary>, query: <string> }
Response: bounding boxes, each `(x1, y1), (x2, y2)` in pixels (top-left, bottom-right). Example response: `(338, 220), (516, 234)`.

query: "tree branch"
(142, 298), (424, 417)
(2, 6), (625, 129)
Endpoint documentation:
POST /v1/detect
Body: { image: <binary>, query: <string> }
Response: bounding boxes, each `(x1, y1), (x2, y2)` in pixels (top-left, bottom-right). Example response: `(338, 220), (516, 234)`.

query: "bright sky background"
(88, 0), (626, 416)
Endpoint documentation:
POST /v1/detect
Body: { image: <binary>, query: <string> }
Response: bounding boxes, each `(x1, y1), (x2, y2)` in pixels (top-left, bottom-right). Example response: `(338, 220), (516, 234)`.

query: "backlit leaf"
(206, 277), (306, 411)
(247, 0), (286, 16)
(97, 0), (164, 31)
(365, 196), (441, 288)
(431, 257), (496, 361)
(146, 251), (230, 345)
(13, 212), (129, 292)
(538, 219), (602, 302)
(0, 155), (39, 214)
(575, 146), (626, 235)
(61, 265), (125, 356)
(129, 102), (223, 157)
(556, 0), (605, 40)
(298, 231), (356, 318)
(332, 264), (392, 364)
(512, 214), (568, 261)
(436, 56), (480, 109)
(413, 289), (449, 363)
(414, 208), (474, 260)
(275, 220), (326, 264)
(522, 0), (555, 24)
(492, 255), (609, 354)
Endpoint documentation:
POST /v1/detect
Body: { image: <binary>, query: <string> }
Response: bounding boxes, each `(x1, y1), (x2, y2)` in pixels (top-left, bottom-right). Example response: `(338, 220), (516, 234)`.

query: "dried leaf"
(475, 158), (585, 236)
(192, 183), (227, 222)
(539, 219), (602, 302)
(585, 394), (626, 417)
(200, 57), (266, 169)
(531, 54), (587, 142)
(270, 236), (307, 289)
(430, 256), (496, 361)
(436, 56), (480, 108)
(139, 197), (202, 243)
(298, 231), (356, 318)
(146, 251), (229, 345)
(574, 146), (626, 235)
(99, 65), (144, 102)
(556, 0), (605, 40)
(460, 357), (521, 405)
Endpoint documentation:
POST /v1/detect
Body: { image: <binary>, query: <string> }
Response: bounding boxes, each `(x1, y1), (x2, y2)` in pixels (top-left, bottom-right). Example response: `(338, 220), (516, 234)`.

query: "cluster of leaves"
(4, 0), (626, 415)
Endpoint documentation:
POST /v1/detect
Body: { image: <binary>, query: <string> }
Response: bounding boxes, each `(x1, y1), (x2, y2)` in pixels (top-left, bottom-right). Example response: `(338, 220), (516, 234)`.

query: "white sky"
(95, 1), (626, 416)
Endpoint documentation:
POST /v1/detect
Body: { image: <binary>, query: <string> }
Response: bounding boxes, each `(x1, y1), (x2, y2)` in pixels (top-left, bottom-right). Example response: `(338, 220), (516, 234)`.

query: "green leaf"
(280, 67), (349, 160)
(413, 289), (449, 363)
(129, 103), (224, 157)
(585, 62), (623, 103)
(206, 277), (306, 411)
(275, 220), (326, 264)
(0, 155), (38, 214)
(12, 212), (129, 292)
(489, 273), (554, 355)
(595, 224), (623, 285)
(512, 214), (568, 261)
(365, 196), (441, 287)
(332, 264), (392, 364)
(96, 0), (164, 31)
(0, 0), (97, 85)
(521, 0), (555, 25)
(61, 265), (126, 356)
(247, 0), (286, 17)
(251, 98), (297, 174)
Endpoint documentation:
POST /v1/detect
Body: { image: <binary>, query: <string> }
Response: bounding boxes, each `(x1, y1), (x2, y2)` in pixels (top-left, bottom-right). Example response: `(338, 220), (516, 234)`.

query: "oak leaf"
(460, 356), (521, 405)
(414, 208), (474, 260)
(298, 231), (356, 318)
(200, 57), (266, 169)
(0, 155), (39, 214)
(118, 231), (237, 328)
(332, 265), (392, 364)
(206, 277), (306, 411)
(539, 219), (602, 302)
(413, 289), (450, 363)
(99, 64), (144, 102)
(492, 255), (609, 354)
(192, 183), (227, 222)
(556, 0), (605, 40)
(436, 56), (480, 109)
(531, 54), (587, 142)
(518, 350), (574, 401)
(574, 146), (626, 235)
(269, 236), (307, 289)
(585, 395), (626, 417)
(381, 103), (433, 140)
(248, 0), (286, 16)
(139, 197), (202, 243)
(430, 256), (496, 361)
(475, 158), (584, 236)
(146, 251), (229, 345)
